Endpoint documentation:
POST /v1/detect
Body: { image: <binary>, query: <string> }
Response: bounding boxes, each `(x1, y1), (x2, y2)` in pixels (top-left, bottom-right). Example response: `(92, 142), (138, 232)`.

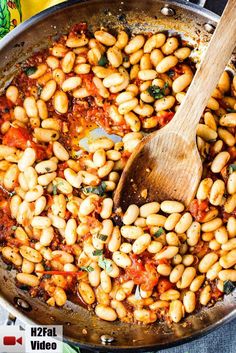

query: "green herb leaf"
(223, 280), (236, 294)
(80, 265), (94, 273)
(154, 227), (164, 238)
(147, 83), (168, 99)
(11, 225), (17, 231)
(98, 55), (108, 67)
(83, 182), (107, 196)
(52, 184), (58, 195)
(97, 233), (108, 241)
(37, 84), (43, 96)
(226, 108), (236, 113)
(134, 285), (142, 300)
(24, 66), (37, 76)
(92, 249), (103, 256)
(63, 342), (81, 353)
(98, 256), (113, 273)
(228, 164), (236, 174)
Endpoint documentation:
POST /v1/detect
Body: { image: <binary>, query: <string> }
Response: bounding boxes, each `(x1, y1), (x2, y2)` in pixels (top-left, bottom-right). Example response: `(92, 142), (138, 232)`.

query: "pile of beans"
(0, 23), (235, 324)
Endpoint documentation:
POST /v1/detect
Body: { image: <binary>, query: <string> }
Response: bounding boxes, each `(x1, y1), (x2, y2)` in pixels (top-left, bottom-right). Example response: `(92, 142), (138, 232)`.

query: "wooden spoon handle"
(168, 0), (236, 138)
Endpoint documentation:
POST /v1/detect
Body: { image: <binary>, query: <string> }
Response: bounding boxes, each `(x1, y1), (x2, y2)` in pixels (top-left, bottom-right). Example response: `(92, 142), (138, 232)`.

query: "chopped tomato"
(156, 111), (174, 127)
(0, 96), (13, 113)
(211, 286), (223, 300)
(191, 240), (209, 258)
(189, 199), (209, 222)
(3, 126), (31, 149)
(125, 254), (159, 291)
(157, 278), (174, 294)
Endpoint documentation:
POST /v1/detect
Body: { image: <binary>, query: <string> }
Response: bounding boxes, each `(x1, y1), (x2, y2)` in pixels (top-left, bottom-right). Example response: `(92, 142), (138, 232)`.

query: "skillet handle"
(186, 0), (207, 7)
(5, 313), (16, 325)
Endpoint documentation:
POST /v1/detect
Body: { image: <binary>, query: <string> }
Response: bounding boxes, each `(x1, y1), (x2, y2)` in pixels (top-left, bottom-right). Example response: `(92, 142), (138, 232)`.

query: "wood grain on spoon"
(114, 0), (236, 211)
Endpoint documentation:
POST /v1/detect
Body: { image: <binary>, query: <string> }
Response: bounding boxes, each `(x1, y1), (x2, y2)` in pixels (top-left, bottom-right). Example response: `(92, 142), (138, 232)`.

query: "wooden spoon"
(114, 0), (236, 211)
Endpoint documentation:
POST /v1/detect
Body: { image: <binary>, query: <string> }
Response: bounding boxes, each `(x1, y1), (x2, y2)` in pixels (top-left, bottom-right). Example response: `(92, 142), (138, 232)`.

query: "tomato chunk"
(2, 126), (31, 149)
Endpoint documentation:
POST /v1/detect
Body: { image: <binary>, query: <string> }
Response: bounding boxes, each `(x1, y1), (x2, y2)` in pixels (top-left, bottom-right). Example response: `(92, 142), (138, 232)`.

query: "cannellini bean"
(54, 287), (67, 306)
(144, 33), (166, 53)
(175, 213), (192, 234)
(107, 46), (123, 67)
(94, 31), (116, 46)
(53, 141), (69, 161)
(6, 85), (19, 104)
(4, 164), (19, 190)
(219, 269), (236, 282)
(2, 246), (22, 266)
(64, 168), (82, 188)
(201, 218), (223, 232)
(227, 172), (236, 194)
(20, 245), (42, 263)
(211, 151), (230, 173)
(190, 275), (205, 292)
(197, 178), (213, 200)
(132, 233), (151, 254)
(121, 226), (144, 239)
(93, 149), (106, 167)
(34, 128), (59, 142)
(219, 249), (236, 269)
(154, 96), (175, 111)
(78, 282), (95, 304)
(40, 227), (54, 246)
(146, 214), (166, 226)
(38, 172), (57, 186)
(123, 204), (139, 225)
(199, 253), (218, 273)
(23, 96), (38, 118)
(169, 300), (184, 323)
(160, 289), (180, 301)
(161, 201), (184, 213)
(112, 251), (131, 269)
(155, 246), (178, 260)
(125, 35), (145, 54)
(16, 273), (39, 287)
(31, 216), (52, 229)
(199, 285), (211, 305)
(89, 138), (114, 152)
(65, 219), (77, 245)
(40, 80), (57, 101)
(52, 177), (73, 194)
(100, 198), (113, 219)
(116, 31), (129, 49)
(25, 185), (44, 202)
(227, 217), (236, 238)
(18, 148), (36, 172)
(209, 179), (225, 206)
(169, 264), (185, 283)
(219, 113), (236, 127)
(172, 74), (192, 93)
(100, 270), (112, 293)
(156, 55), (178, 73)
(177, 267), (196, 289)
(53, 91), (68, 114)
(10, 195), (22, 219)
(95, 304), (117, 321)
(79, 196), (96, 216)
(196, 124), (217, 141)
(183, 291), (196, 313)
(108, 227), (121, 252)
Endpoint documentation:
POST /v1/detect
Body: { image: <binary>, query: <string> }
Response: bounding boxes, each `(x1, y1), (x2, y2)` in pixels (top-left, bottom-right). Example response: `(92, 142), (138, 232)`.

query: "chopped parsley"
(147, 82), (168, 99)
(97, 234), (108, 241)
(11, 225), (17, 231)
(52, 184), (58, 195)
(92, 249), (103, 256)
(98, 55), (108, 67)
(226, 108), (236, 113)
(223, 280), (236, 294)
(98, 256), (113, 273)
(24, 66), (37, 76)
(37, 84), (43, 96)
(134, 285), (142, 300)
(80, 265), (94, 273)
(228, 164), (236, 174)
(45, 167), (51, 172)
(153, 227), (164, 238)
(83, 182), (107, 196)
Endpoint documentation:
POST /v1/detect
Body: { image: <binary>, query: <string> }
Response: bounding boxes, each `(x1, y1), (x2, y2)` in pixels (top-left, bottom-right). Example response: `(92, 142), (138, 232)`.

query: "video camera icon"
(3, 336), (23, 346)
